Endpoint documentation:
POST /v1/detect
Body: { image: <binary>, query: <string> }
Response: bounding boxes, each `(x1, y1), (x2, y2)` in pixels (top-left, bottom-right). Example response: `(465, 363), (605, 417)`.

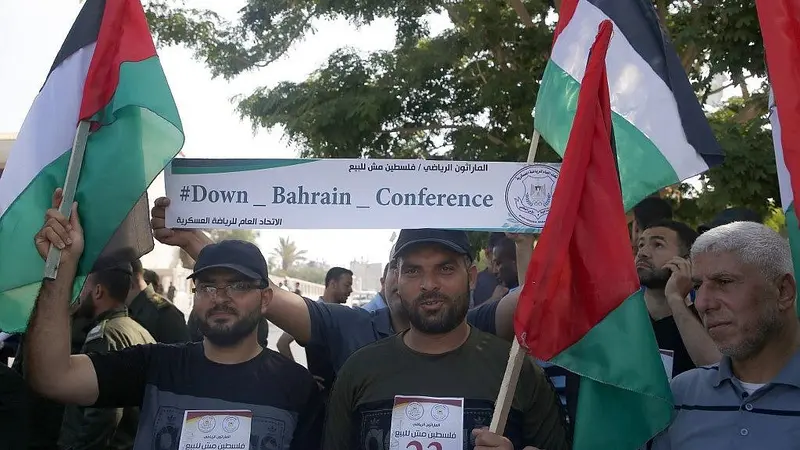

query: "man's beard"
(402, 285), (470, 334)
(75, 293), (96, 319)
(197, 303), (262, 347)
(638, 265), (671, 289)
(715, 299), (783, 359)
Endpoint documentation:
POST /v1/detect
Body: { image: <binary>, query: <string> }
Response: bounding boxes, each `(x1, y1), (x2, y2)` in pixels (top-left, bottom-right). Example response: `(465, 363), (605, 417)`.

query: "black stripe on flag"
(45, 0), (106, 85)
(590, 0), (724, 167)
(95, 193), (155, 270)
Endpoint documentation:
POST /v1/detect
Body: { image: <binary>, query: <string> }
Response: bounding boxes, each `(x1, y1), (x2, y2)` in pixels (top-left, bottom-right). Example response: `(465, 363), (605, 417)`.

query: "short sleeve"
(305, 297), (359, 369)
(466, 299), (499, 335)
(87, 343), (154, 408)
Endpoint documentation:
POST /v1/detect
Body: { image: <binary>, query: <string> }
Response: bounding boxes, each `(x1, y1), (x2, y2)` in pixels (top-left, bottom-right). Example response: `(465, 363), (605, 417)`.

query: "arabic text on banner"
(164, 158), (561, 232)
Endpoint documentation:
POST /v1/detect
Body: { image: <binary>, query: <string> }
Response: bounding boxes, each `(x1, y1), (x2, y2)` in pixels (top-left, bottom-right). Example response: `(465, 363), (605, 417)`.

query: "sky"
(0, 0), (449, 269)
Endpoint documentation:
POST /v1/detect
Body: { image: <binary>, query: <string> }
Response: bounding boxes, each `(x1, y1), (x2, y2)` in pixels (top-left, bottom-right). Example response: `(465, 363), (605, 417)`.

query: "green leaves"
(145, 0), (777, 222)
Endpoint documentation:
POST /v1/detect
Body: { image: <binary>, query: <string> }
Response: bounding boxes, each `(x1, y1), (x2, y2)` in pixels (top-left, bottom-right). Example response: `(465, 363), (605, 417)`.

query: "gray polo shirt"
(650, 348), (800, 449)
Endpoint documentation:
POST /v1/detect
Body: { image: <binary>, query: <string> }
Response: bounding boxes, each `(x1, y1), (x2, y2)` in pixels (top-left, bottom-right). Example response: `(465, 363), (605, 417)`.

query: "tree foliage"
(270, 236), (308, 271)
(145, 0), (777, 222)
(282, 262), (330, 285)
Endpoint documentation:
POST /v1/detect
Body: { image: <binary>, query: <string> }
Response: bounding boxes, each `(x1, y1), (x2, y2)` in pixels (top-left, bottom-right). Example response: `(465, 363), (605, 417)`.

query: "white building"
(0, 133), (15, 177)
(350, 260), (384, 292)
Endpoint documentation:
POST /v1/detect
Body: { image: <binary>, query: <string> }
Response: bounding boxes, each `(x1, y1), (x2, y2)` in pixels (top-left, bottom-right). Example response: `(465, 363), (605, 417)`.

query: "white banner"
(164, 158), (561, 231)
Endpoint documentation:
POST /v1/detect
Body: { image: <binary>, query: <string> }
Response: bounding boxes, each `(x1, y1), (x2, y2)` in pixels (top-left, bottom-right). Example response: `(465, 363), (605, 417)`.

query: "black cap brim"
(392, 239), (471, 260)
(187, 264), (263, 281)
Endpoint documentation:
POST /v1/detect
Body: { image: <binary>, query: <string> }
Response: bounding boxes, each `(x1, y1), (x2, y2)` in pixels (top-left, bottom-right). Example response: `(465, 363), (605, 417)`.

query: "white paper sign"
(389, 395), (464, 450)
(177, 410), (251, 450)
(164, 158), (561, 231)
(660, 349), (675, 381)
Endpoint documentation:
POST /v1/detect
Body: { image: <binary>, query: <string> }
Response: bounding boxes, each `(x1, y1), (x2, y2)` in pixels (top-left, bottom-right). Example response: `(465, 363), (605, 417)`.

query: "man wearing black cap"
(150, 198), (520, 378)
(324, 229), (569, 449)
(58, 259), (156, 450)
(24, 189), (322, 450)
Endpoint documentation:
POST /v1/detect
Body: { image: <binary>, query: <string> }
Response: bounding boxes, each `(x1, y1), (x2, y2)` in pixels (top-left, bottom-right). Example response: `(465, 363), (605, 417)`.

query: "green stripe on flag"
(786, 203), (800, 317)
(551, 289), (674, 449)
(535, 61), (679, 211)
(0, 56), (183, 333)
(170, 159), (317, 175)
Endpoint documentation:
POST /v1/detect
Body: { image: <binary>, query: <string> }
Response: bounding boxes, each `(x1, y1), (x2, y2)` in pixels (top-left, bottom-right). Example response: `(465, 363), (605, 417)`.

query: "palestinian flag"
(515, 21), (673, 450)
(0, 0), (184, 332)
(534, 0), (723, 210)
(758, 0), (800, 316)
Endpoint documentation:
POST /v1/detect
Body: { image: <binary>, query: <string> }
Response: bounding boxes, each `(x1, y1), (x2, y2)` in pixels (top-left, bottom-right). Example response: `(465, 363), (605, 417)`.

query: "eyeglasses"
(192, 281), (265, 299)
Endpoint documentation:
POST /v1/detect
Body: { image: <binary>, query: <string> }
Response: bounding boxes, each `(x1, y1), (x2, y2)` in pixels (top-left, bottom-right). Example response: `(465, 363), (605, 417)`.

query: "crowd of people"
(1, 189), (799, 450)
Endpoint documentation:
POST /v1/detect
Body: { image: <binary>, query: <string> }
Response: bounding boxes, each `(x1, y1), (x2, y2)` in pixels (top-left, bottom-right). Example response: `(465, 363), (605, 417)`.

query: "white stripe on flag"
(770, 89), (792, 212)
(551, 0), (708, 180)
(0, 44), (96, 216)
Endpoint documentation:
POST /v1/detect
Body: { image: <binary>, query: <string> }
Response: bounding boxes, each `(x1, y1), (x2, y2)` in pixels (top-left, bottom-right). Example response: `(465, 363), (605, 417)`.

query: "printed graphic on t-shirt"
(353, 399), (524, 450)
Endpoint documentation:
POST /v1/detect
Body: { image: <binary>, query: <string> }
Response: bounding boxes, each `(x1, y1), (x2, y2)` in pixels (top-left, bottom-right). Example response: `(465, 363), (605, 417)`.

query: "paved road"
(265, 321), (308, 368)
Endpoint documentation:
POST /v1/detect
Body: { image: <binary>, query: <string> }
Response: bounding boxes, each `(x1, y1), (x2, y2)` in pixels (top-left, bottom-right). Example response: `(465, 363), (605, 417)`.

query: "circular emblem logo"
(405, 402), (425, 420)
(222, 415), (240, 433)
(431, 404), (449, 421)
(197, 415), (216, 433)
(505, 164), (560, 228)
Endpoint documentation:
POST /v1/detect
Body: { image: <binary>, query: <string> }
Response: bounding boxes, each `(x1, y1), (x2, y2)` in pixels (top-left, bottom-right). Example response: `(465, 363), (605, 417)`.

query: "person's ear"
(776, 273), (796, 313)
(260, 287), (273, 314)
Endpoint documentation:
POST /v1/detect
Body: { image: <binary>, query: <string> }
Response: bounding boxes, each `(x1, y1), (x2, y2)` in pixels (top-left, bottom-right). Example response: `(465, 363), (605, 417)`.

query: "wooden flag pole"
(489, 128), (540, 433)
(44, 120), (91, 280)
(490, 0), (559, 434)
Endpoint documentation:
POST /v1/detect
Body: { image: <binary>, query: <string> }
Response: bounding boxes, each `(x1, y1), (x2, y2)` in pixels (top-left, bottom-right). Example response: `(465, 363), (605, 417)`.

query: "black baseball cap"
(91, 256), (133, 276)
(698, 207), (762, 234)
(391, 229), (473, 261)
(188, 240), (269, 282)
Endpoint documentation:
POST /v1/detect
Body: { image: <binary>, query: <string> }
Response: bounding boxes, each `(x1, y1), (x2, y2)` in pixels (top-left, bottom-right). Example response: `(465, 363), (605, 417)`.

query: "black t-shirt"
(323, 328), (570, 450)
(87, 342), (323, 450)
(651, 313), (696, 378)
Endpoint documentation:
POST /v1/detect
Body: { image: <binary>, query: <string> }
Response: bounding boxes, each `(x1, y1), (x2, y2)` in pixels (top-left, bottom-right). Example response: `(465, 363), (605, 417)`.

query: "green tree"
(144, 0), (776, 219)
(271, 236), (308, 271)
(284, 262), (330, 284)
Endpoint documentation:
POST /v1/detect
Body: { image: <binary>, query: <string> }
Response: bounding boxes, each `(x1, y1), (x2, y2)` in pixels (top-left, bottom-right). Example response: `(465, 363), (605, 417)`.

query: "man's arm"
(25, 264), (100, 406)
(467, 290), (519, 341)
(151, 197), (315, 344)
(475, 234), (534, 342)
(669, 300), (721, 366)
(664, 257), (721, 366)
(27, 191), (149, 408)
(277, 332), (295, 361)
